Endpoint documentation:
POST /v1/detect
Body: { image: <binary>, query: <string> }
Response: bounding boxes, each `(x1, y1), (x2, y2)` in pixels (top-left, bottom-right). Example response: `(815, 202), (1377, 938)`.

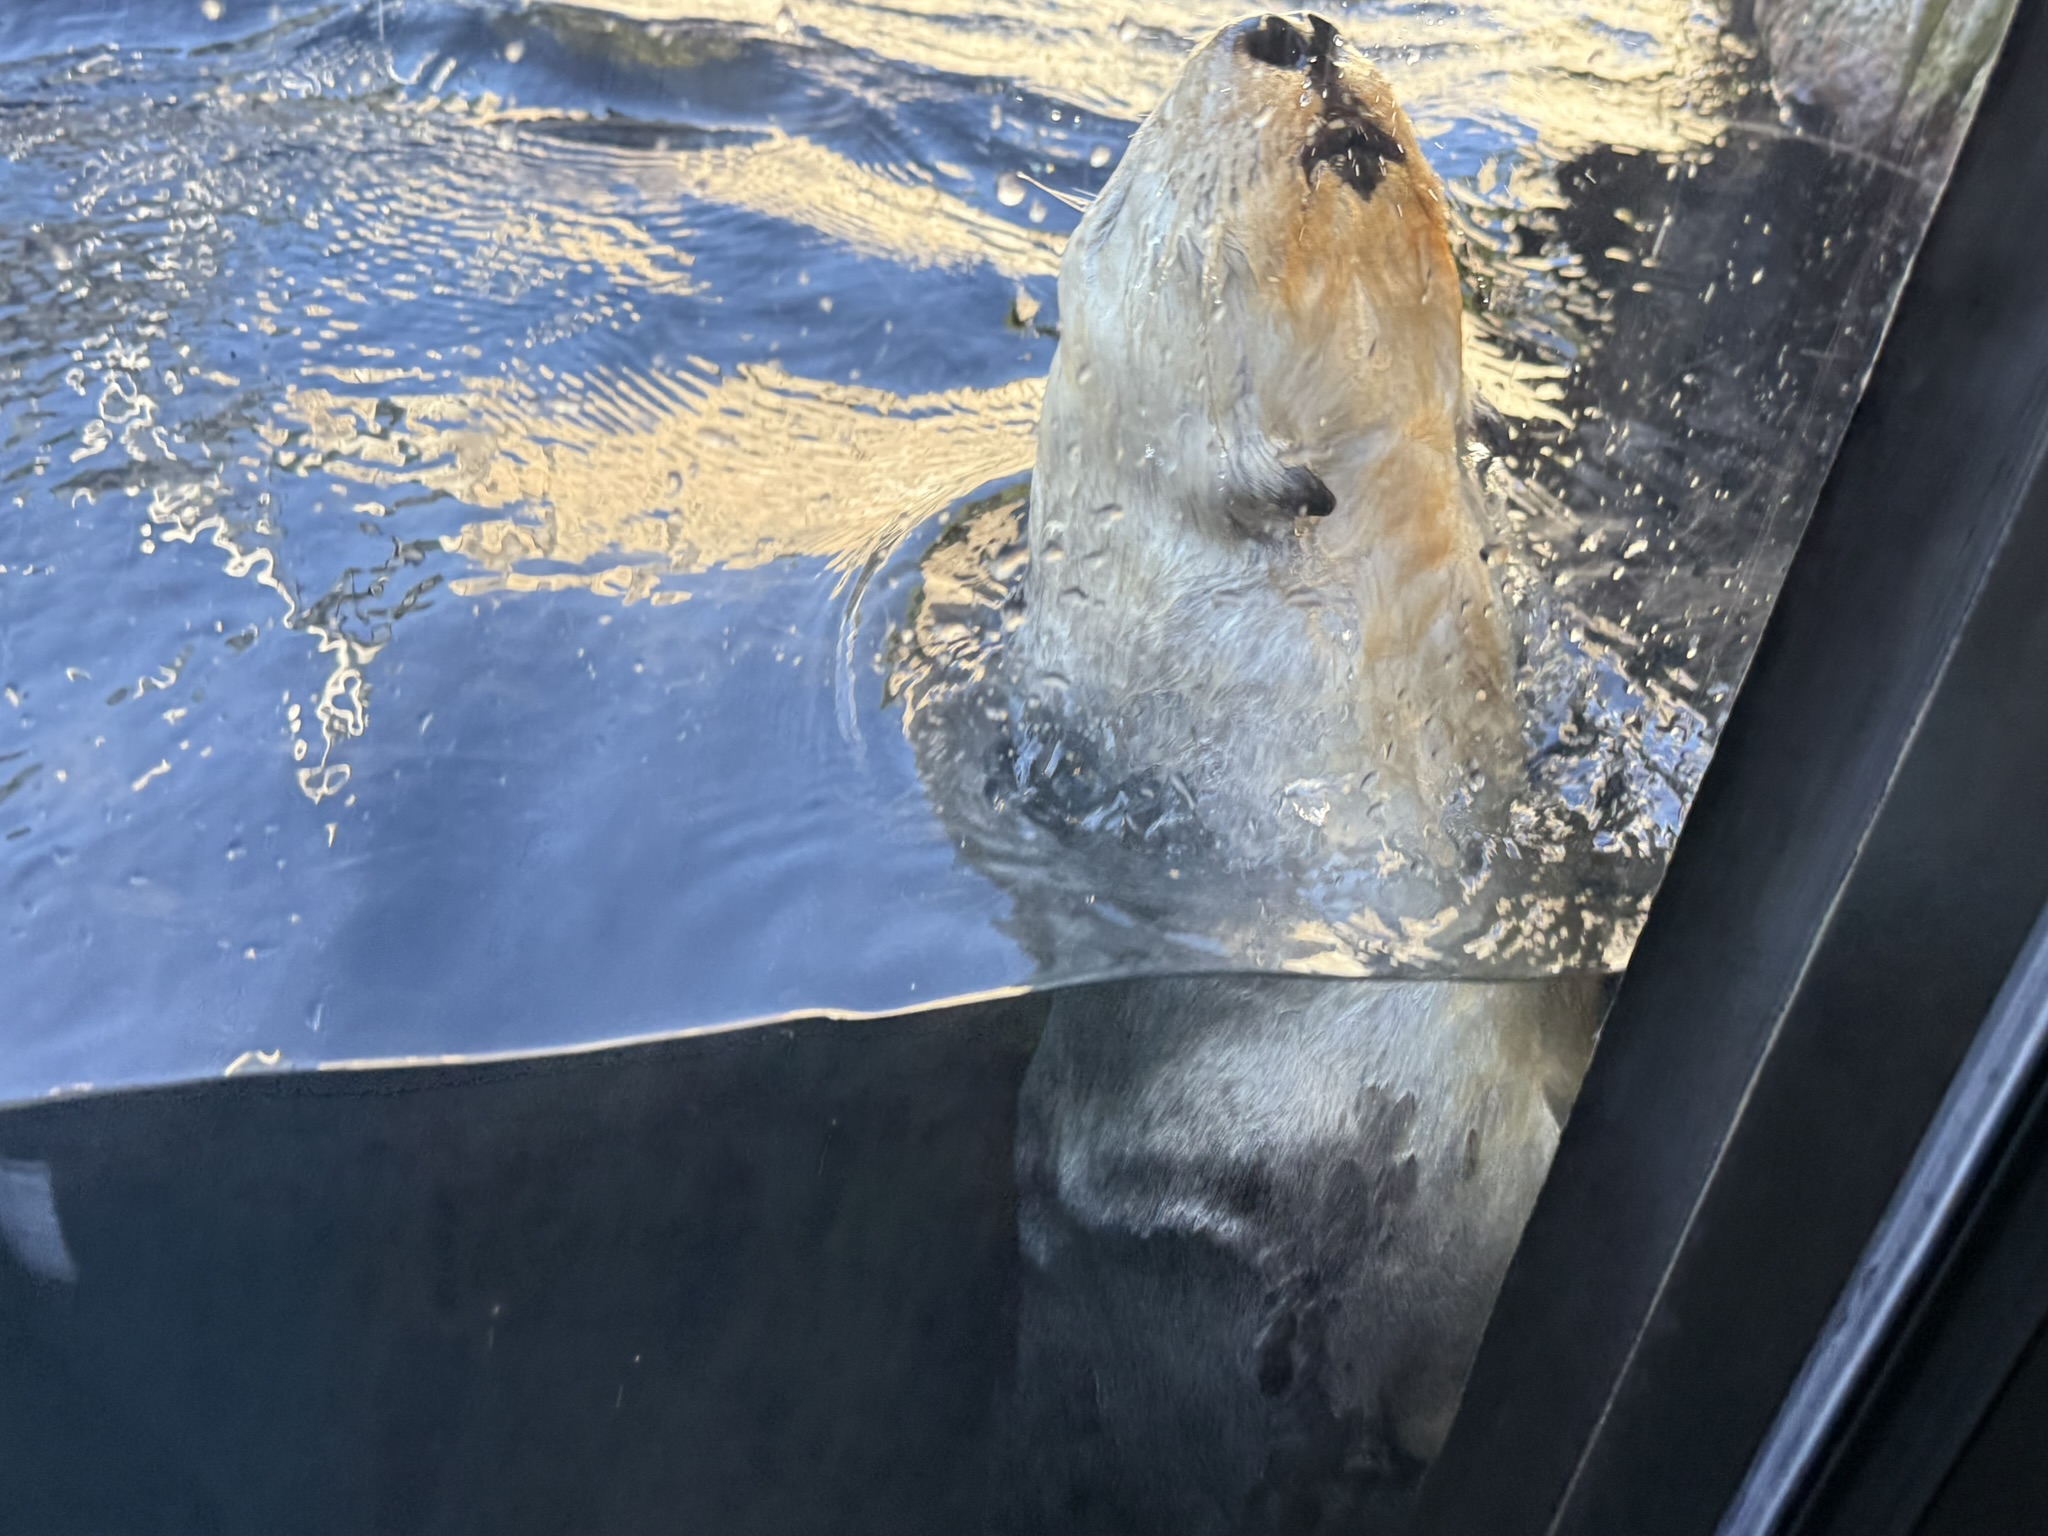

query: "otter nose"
(1240, 14), (1311, 68)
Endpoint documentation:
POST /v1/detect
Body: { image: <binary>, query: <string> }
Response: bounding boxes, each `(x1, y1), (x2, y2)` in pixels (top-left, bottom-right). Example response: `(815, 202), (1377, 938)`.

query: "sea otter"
(984, 15), (1604, 1534)
(1014, 12), (1512, 870)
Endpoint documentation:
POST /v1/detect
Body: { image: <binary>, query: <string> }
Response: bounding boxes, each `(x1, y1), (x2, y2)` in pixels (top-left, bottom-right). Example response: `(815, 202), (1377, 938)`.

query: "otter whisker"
(1015, 173), (1095, 212)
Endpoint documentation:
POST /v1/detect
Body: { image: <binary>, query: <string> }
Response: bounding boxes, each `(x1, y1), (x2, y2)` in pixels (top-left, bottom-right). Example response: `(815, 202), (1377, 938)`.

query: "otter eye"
(1242, 14), (1310, 69)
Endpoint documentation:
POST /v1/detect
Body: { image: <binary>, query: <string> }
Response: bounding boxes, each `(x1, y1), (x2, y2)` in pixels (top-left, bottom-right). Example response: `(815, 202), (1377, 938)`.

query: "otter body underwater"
(976, 15), (1606, 1532)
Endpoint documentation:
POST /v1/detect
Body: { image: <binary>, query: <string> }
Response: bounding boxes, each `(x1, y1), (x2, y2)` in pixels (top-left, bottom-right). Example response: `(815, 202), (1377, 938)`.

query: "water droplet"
(503, 39), (525, 64)
(996, 173), (1027, 208)
(200, 0), (224, 19)
(1089, 145), (1112, 169)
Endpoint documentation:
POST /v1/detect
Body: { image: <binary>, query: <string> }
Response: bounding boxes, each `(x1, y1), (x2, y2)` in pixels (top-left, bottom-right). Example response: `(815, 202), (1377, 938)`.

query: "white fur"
(991, 18), (1608, 1522)
(1019, 973), (1599, 1466)
(1015, 18), (1513, 868)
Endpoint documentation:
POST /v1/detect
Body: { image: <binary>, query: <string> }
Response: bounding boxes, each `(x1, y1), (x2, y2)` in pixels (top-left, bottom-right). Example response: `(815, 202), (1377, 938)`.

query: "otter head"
(1041, 14), (1464, 540)
(1019, 14), (1512, 867)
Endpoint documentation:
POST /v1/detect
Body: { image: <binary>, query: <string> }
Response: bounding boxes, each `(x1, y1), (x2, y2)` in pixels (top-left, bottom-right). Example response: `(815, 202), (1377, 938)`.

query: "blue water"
(0, 0), (1960, 1099)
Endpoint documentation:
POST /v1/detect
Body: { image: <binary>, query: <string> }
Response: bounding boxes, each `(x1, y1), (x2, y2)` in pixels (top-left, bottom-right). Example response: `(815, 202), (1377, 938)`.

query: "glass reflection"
(0, 0), (2013, 1092)
(0, 1), (2017, 1529)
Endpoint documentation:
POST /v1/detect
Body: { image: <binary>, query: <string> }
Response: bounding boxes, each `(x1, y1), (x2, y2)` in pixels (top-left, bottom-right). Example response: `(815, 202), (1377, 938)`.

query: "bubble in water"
(200, 0), (223, 19)
(1028, 199), (1048, 225)
(996, 173), (1027, 208)
(1089, 144), (1113, 169)
(503, 39), (525, 64)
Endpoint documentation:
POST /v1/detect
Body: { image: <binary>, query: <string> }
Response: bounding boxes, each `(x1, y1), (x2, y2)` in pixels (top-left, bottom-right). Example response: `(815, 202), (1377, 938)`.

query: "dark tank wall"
(0, 997), (1044, 1536)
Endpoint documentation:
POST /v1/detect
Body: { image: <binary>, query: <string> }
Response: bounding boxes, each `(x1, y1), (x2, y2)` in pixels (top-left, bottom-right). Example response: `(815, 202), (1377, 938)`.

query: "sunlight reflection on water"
(0, 0), (1994, 1098)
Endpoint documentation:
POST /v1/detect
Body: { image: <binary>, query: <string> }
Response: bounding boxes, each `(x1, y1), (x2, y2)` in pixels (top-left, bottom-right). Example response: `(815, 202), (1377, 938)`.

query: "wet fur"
(995, 17), (1604, 1531)
(1015, 16), (1512, 865)
(1001, 974), (1600, 1535)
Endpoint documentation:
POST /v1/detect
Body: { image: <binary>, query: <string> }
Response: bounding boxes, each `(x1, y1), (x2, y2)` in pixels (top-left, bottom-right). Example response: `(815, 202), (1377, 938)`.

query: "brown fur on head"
(1019, 14), (1511, 867)
(1099, 14), (1462, 512)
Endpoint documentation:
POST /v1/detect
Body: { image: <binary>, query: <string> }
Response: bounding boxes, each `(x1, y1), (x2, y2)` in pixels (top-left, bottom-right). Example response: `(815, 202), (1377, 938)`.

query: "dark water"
(0, 1000), (1046, 1534)
(0, 0), (1977, 1092)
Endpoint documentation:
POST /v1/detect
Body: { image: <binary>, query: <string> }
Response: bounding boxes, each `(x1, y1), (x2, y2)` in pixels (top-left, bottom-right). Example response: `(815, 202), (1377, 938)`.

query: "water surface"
(0, 0), (1978, 1097)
